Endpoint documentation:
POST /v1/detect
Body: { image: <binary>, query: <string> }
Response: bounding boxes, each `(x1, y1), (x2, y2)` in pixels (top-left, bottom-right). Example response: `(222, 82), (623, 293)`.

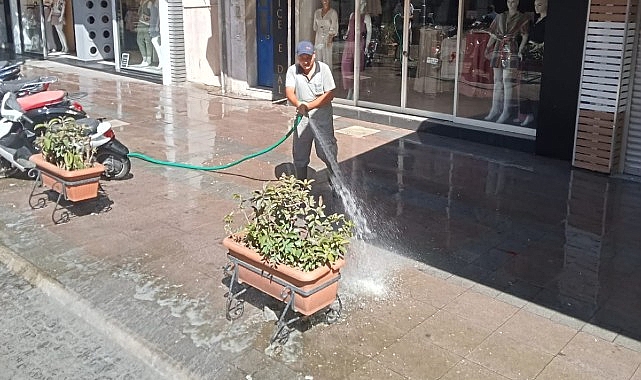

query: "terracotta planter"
(29, 154), (105, 202)
(223, 236), (345, 316)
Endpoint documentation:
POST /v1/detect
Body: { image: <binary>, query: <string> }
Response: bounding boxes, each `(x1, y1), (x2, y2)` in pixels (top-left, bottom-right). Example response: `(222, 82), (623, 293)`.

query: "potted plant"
(223, 174), (354, 318)
(29, 117), (105, 202)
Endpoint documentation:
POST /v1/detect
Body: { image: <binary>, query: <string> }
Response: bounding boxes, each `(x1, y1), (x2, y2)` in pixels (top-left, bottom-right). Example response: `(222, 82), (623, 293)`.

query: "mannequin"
(313, 0), (338, 69)
(484, 0), (529, 124)
(149, 0), (161, 68)
(43, 0), (56, 52)
(136, 0), (153, 66)
(393, 0), (414, 61)
(341, 0), (372, 100)
(519, 0), (547, 126)
(49, 0), (68, 53)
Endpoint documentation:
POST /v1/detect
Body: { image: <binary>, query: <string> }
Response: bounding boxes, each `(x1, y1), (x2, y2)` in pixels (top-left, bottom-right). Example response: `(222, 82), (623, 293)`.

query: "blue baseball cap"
(296, 41), (314, 56)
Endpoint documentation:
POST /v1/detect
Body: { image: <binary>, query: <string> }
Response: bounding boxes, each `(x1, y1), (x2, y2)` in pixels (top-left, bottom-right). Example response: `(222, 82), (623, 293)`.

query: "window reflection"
(21, 0), (44, 53)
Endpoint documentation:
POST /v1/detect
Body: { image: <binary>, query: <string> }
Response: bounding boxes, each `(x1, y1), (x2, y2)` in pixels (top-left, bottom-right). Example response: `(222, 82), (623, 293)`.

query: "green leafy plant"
(34, 117), (95, 171)
(224, 174), (354, 272)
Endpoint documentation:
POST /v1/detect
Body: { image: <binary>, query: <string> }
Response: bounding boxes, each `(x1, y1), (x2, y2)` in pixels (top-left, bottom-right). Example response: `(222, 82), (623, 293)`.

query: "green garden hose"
(127, 114), (302, 171)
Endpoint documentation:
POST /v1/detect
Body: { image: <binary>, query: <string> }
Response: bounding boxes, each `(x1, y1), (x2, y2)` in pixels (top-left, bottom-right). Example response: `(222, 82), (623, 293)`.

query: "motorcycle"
(0, 92), (38, 178)
(0, 60), (25, 82)
(66, 118), (131, 179)
(1, 91), (131, 179)
(0, 76), (59, 97)
(16, 89), (87, 129)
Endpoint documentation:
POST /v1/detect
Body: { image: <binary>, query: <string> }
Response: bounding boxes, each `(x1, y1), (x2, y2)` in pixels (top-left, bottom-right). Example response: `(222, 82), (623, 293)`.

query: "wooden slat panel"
(575, 151), (612, 166)
(579, 109), (616, 121)
(579, 116), (617, 130)
(573, 160), (610, 173)
(577, 124), (614, 137)
(591, 14), (628, 22)
(590, 0), (629, 5)
(591, 5), (628, 14)
(578, 131), (615, 144)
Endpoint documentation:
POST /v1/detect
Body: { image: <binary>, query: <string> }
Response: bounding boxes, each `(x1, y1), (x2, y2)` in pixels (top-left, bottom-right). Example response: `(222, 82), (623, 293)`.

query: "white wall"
(183, 0), (222, 86)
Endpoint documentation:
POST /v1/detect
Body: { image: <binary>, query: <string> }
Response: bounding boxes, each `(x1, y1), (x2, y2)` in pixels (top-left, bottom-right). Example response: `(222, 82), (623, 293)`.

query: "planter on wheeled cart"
(222, 236), (344, 343)
(28, 154), (105, 223)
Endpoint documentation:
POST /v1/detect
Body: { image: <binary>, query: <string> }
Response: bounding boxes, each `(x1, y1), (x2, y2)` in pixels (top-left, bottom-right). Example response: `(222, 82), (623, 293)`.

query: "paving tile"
(412, 309), (493, 357)
(536, 356), (617, 380)
(347, 359), (405, 380)
(559, 331), (641, 380)
(440, 359), (510, 380)
(444, 290), (519, 331)
(497, 309), (578, 354)
(466, 331), (553, 380)
(307, 308), (407, 358)
(376, 333), (462, 380)
(405, 269), (467, 309)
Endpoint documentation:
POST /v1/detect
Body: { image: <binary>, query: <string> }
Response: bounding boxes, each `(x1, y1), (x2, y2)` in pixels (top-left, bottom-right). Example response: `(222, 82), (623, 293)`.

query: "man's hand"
(296, 102), (309, 116)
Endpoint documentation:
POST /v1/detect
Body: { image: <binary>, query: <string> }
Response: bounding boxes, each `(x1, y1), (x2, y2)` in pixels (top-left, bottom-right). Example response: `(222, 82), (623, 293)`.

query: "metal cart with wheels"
(223, 255), (343, 344)
(28, 168), (102, 224)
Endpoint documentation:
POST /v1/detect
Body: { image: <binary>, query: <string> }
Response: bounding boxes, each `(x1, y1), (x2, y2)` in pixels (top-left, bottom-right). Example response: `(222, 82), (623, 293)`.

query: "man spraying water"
(285, 40), (338, 182)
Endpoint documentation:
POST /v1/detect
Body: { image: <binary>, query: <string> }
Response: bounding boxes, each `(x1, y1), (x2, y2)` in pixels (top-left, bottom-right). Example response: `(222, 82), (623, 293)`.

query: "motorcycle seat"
(16, 90), (66, 111)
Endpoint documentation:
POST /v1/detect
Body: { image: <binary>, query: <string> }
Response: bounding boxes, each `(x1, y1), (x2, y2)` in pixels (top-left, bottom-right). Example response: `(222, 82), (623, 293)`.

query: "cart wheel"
(325, 295), (342, 324)
(271, 324), (291, 345)
(225, 295), (245, 320)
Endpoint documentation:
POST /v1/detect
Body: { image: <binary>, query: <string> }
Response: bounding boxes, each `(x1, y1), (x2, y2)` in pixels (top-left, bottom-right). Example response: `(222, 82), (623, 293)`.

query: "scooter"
(70, 118), (131, 179)
(0, 76), (58, 97)
(0, 60), (25, 82)
(0, 93), (38, 178)
(16, 89), (87, 131)
(20, 91), (130, 179)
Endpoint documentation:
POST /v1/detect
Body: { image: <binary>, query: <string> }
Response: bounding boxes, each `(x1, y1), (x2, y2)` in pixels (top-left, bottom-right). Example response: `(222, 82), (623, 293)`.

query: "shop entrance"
(256, 0), (273, 87)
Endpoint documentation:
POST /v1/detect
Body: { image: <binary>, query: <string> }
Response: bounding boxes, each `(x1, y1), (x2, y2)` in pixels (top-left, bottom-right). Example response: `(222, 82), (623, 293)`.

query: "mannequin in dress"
(43, 0), (56, 52)
(519, 0), (547, 126)
(341, 0), (372, 100)
(149, 0), (161, 68)
(313, 0), (338, 69)
(49, 0), (68, 53)
(484, 0), (529, 124)
(137, 0), (153, 66)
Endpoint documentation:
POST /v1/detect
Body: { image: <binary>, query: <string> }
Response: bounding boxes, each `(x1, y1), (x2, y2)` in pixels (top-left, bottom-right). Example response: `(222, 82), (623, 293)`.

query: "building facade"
(3, 0), (640, 176)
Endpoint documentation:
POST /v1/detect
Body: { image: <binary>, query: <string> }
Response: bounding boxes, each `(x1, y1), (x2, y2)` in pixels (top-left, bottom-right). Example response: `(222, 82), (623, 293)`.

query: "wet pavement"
(1, 60), (641, 379)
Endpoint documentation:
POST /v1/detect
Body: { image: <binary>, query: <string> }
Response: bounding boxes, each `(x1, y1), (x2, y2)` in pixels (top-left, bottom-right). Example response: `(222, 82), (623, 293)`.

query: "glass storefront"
(10, 0), (162, 77)
(301, 0), (545, 133)
(116, 0), (162, 73)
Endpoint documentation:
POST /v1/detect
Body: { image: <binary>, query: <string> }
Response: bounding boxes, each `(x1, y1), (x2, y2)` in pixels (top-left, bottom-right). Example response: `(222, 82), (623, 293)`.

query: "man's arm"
(286, 86), (309, 116)
(307, 90), (334, 110)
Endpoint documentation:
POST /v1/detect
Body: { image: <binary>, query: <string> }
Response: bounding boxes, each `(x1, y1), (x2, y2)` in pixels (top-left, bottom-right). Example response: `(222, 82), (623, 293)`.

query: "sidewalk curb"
(0, 244), (197, 380)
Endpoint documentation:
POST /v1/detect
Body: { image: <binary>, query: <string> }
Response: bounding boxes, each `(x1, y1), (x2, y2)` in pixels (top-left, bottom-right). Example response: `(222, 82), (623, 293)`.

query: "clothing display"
(49, 0), (68, 52)
(459, 30), (494, 98)
(486, 11), (529, 69)
(413, 26), (458, 95)
(341, 12), (368, 90)
(50, 0), (65, 26)
(43, 1), (56, 51)
(136, 0), (153, 65)
(313, 7), (338, 68)
(522, 14), (545, 72)
(413, 27), (443, 95)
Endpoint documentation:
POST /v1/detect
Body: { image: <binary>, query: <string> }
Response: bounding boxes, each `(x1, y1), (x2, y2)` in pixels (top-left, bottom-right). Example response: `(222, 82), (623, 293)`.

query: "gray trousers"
(292, 113), (337, 172)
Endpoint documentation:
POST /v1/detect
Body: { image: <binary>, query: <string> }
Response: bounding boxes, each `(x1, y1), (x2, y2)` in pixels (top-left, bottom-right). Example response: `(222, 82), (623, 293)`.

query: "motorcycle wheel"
(96, 153), (131, 180)
(0, 158), (19, 178)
